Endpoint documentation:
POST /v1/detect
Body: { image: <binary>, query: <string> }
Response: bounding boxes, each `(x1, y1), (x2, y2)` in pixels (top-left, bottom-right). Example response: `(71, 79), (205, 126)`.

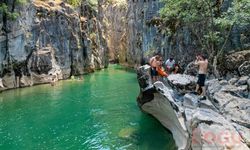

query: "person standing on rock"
(149, 55), (161, 82)
(194, 54), (208, 100)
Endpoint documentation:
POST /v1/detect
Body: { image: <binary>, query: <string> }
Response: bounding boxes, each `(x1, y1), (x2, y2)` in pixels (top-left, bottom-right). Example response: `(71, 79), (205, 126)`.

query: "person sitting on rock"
(157, 60), (168, 77)
(194, 54), (208, 100)
(165, 57), (175, 73)
(173, 63), (180, 74)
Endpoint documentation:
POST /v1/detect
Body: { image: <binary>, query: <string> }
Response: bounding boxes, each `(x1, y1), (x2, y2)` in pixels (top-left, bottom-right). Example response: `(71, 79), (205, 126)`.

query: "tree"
(160, 0), (250, 77)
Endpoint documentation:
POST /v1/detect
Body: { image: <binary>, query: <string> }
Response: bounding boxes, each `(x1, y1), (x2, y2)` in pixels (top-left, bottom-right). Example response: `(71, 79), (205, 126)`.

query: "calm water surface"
(0, 65), (176, 150)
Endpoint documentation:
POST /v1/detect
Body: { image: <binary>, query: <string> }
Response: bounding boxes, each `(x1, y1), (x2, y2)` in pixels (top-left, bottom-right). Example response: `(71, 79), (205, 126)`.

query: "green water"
(0, 65), (176, 150)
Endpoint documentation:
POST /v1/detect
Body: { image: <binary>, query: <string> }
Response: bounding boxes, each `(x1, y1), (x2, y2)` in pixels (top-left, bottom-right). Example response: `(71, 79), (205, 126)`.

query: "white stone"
(0, 78), (4, 88)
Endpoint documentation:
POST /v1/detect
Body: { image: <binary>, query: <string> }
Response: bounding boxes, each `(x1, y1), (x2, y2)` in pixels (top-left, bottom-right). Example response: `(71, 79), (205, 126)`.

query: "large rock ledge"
(137, 65), (250, 150)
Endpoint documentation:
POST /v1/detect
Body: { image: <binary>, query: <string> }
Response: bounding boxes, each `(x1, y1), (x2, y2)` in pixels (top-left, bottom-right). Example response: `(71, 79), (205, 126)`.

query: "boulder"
(20, 76), (33, 87)
(183, 93), (199, 108)
(2, 73), (16, 89)
(224, 50), (250, 71)
(229, 77), (239, 85)
(167, 74), (197, 94)
(239, 61), (250, 76)
(206, 79), (222, 97)
(192, 123), (249, 150)
(236, 76), (249, 85)
(211, 91), (250, 128)
(207, 78), (249, 98)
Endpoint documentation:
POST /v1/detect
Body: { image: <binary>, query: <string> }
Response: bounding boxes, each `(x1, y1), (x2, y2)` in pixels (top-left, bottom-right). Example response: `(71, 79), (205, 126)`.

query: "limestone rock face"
(225, 50), (250, 71)
(0, 1), (108, 91)
(99, 1), (128, 64)
(239, 61), (250, 76)
(137, 65), (250, 150)
(117, 1), (250, 70)
(220, 50), (250, 76)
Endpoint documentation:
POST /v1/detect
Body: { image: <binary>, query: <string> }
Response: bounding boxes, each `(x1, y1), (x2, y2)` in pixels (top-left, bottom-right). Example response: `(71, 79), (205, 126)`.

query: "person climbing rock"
(194, 54), (208, 100)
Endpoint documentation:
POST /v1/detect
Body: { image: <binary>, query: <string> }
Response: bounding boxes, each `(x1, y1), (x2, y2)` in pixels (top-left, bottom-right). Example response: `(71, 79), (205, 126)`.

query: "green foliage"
(106, 0), (127, 9)
(0, 0), (28, 20)
(160, 0), (213, 32)
(16, 0), (27, 5)
(66, 0), (98, 8)
(215, 0), (250, 27)
(88, 0), (98, 10)
(0, 3), (20, 20)
(7, 12), (19, 20)
(0, 3), (8, 13)
(89, 32), (96, 40)
(88, 0), (98, 6)
(160, 0), (250, 54)
(66, 0), (81, 7)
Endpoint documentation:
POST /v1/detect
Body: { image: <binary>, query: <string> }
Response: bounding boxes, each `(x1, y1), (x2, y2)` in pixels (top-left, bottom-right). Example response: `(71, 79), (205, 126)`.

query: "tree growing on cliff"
(160, 0), (250, 77)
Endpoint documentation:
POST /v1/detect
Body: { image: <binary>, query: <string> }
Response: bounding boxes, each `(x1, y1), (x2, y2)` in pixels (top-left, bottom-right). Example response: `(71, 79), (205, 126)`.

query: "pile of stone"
(137, 65), (250, 150)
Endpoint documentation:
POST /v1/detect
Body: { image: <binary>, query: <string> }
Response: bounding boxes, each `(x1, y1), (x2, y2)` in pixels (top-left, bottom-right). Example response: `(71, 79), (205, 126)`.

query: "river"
(0, 65), (176, 150)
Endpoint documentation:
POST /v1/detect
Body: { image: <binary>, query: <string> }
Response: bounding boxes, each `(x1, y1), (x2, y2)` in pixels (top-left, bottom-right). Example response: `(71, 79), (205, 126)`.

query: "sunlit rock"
(237, 76), (250, 85)
(229, 77), (239, 85)
(167, 74), (197, 94)
(137, 65), (250, 150)
(183, 93), (199, 108)
(2, 73), (16, 89)
(0, 78), (4, 88)
(232, 123), (250, 147)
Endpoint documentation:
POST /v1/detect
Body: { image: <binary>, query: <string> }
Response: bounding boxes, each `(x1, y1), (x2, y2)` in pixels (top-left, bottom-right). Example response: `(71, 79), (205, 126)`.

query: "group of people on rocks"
(149, 54), (180, 81)
(149, 54), (208, 100)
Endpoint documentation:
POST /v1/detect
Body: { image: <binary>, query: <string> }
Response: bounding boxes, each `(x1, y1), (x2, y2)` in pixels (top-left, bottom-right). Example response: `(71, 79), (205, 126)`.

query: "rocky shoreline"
(137, 65), (250, 150)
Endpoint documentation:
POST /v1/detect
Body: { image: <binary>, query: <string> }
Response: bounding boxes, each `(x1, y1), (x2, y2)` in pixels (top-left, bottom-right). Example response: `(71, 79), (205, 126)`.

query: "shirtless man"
(194, 55), (208, 100)
(149, 55), (161, 82)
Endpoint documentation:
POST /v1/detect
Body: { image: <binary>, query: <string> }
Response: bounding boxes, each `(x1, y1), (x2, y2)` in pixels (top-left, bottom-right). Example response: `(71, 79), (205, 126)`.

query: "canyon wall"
(0, 0), (108, 90)
(0, 0), (249, 91)
(103, 0), (250, 75)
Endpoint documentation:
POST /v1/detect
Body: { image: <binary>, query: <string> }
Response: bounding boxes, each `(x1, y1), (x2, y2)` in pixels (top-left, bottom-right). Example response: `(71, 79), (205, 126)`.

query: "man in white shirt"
(165, 57), (175, 73)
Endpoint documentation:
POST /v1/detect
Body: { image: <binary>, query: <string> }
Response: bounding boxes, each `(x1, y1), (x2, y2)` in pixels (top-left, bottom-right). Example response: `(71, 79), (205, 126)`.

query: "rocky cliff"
(0, 0), (108, 91)
(137, 65), (250, 150)
(106, 0), (250, 75)
(0, 0), (249, 91)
